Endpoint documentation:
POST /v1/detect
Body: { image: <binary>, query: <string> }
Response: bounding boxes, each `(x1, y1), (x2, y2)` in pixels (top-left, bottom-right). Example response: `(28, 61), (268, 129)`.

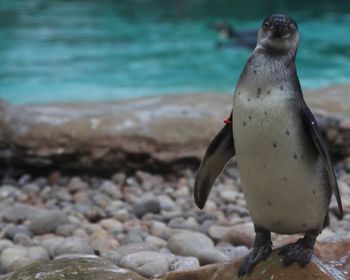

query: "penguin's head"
(212, 21), (236, 38)
(257, 15), (299, 54)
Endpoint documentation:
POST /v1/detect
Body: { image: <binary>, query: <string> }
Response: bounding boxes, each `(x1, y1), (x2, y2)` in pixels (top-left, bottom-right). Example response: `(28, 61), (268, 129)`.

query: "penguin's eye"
(263, 21), (271, 29)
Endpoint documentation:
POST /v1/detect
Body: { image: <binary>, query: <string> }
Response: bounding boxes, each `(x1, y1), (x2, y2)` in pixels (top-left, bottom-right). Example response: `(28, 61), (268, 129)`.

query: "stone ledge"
(0, 85), (349, 175)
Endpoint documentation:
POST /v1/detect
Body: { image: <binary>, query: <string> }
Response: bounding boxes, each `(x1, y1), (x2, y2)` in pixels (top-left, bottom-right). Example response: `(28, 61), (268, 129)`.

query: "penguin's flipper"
(194, 112), (235, 209)
(301, 104), (343, 219)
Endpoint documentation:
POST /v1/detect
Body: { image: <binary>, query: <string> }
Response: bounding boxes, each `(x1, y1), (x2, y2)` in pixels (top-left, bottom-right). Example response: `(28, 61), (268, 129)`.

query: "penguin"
(212, 21), (257, 49)
(195, 15), (343, 277)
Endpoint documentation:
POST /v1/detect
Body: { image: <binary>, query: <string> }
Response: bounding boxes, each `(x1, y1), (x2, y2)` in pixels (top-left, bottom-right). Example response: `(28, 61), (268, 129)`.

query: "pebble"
(114, 243), (159, 262)
(119, 251), (169, 277)
(40, 236), (65, 258)
(0, 246), (27, 269)
(89, 236), (119, 256)
(100, 180), (122, 199)
(54, 237), (94, 257)
(28, 210), (69, 235)
(4, 224), (32, 240)
(26, 246), (50, 260)
(13, 233), (33, 246)
(145, 236), (167, 248)
(99, 218), (123, 233)
(216, 244), (249, 261)
(0, 164), (348, 277)
(167, 231), (229, 265)
(0, 240), (14, 252)
(133, 196), (161, 218)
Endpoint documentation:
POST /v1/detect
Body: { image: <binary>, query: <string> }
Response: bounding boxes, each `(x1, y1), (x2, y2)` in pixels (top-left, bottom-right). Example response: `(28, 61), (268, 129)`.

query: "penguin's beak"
(272, 24), (289, 38)
(271, 17), (290, 38)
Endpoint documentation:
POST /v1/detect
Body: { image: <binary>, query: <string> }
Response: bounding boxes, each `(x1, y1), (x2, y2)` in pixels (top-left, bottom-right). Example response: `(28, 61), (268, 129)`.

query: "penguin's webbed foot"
(279, 233), (316, 267)
(238, 244), (272, 277)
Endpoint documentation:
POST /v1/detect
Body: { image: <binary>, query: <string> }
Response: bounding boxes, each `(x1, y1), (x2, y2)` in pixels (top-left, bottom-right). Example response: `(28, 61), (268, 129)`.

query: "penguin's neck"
(239, 49), (297, 95)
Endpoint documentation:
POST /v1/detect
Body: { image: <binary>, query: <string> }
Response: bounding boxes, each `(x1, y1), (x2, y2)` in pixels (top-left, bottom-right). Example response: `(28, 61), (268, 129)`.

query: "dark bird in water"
(212, 21), (257, 49)
(196, 15), (343, 277)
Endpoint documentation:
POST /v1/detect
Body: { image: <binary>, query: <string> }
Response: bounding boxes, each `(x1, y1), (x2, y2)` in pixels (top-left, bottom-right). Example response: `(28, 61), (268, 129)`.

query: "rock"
(40, 236), (65, 258)
(0, 246), (27, 269)
(28, 210), (69, 235)
(100, 180), (122, 199)
(13, 233), (32, 246)
(120, 251), (169, 277)
(121, 229), (148, 245)
(216, 244), (249, 261)
(8, 258), (37, 272)
(224, 223), (256, 247)
(4, 224), (32, 240)
(67, 177), (88, 193)
(53, 237), (94, 257)
(55, 223), (77, 236)
(167, 255), (200, 272)
(0, 256), (146, 280)
(1, 89), (349, 173)
(220, 190), (239, 203)
(26, 247), (49, 261)
(168, 217), (199, 231)
(145, 236), (167, 248)
(0, 264), (7, 275)
(0, 240), (14, 252)
(114, 243), (159, 262)
(89, 236), (119, 256)
(158, 251), (340, 280)
(2, 204), (41, 223)
(99, 218), (123, 233)
(167, 231), (229, 265)
(133, 196), (161, 218)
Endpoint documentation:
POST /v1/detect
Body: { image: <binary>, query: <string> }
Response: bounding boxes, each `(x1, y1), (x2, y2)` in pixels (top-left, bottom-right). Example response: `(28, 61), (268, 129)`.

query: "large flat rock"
(0, 256), (146, 280)
(0, 85), (349, 174)
(158, 250), (345, 280)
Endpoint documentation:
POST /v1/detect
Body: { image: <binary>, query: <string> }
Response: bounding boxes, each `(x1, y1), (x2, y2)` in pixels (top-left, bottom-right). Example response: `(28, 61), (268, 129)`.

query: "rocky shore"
(0, 84), (350, 176)
(0, 85), (349, 279)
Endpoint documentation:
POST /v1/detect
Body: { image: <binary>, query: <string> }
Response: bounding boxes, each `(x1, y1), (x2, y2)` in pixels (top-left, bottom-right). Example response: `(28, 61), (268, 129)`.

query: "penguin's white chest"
(233, 88), (327, 234)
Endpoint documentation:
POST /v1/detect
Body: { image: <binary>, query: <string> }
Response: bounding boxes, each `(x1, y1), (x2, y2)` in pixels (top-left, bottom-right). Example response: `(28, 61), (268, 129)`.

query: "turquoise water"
(0, 0), (350, 104)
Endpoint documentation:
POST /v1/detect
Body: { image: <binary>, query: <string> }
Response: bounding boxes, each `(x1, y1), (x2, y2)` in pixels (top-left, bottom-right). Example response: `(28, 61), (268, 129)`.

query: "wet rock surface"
(0, 256), (146, 280)
(0, 85), (350, 174)
(158, 251), (337, 280)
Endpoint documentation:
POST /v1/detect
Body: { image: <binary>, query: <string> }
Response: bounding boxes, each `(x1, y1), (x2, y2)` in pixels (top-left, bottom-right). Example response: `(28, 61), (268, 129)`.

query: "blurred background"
(1, 0), (350, 104)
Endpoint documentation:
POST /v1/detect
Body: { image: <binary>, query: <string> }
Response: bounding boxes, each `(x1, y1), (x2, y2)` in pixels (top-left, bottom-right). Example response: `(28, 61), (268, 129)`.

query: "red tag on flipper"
(224, 118), (232, 125)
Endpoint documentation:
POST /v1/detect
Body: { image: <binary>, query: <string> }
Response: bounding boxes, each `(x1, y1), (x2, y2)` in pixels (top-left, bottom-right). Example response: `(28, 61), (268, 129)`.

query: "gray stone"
(121, 229), (148, 245)
(0, 246), (27, 269)
(170, 256), (200, 272)
(2, 204), (41, 223)
(115, 243), (159, 262)
(100, 180), (122, 199)
(0, 240), (14, 252)
(40, 236), (65, 258)
(4, 224), (32, 240)
(89, 236), (119, 256)
(119, 251), (169, 277)
(53, 237), (94, 257)
(133, 197), (161, 218)
(28, 210), (69, 235)
(167, 231), (229, 265)
(26, 246), (49, 261)
(216, 244), (249, 261)
(13, 233), (33, 247)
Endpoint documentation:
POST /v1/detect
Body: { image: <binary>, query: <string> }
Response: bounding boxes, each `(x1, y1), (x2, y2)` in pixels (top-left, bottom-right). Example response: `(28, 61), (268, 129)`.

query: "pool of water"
(1, 0), (350, 104)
